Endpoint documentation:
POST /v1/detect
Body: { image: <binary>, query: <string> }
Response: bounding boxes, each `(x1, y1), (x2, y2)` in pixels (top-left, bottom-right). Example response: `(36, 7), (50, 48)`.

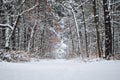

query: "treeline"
(0, 0), (120, 60)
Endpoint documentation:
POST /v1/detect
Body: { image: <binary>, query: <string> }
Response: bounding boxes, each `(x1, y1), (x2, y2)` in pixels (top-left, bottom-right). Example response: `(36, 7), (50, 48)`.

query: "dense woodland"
(0, 0), (120, 62)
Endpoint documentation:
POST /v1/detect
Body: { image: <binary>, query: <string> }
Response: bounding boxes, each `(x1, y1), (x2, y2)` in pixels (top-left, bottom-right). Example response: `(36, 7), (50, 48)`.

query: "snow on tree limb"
(0, 24), (13, 30)
(4, 15), (20, 48)
(19, 4), (39, 16)
(49, 27), (60, 38)
(113, 21), (120, 25)
(77, 0), (89, 10)
(16, 0), (26, 10)
(0, 3), (38, 30)
(11, 3), (39, 17)
(111, 1), (120, 5)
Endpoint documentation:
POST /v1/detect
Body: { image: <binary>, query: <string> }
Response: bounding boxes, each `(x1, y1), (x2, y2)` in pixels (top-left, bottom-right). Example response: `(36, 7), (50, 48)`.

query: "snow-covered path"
(0, 59), (120, 80)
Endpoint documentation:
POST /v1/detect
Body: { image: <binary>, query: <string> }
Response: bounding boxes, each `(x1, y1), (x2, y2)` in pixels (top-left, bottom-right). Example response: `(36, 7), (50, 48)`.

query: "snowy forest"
(0, 0), (120, 80)
(0, 0), (120, 62)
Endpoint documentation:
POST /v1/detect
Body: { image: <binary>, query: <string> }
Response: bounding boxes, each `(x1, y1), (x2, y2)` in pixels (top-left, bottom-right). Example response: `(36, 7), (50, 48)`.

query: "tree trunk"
(5, 15), (10, 49)
(71, 5), (83, 58)
(27, 21), (37, 52)
(5, 27), (10, 49)
(103, 0), (112, 59)
(93, 0), (101, 58)
(80, 0), (89, 58)
(68, 18), (75, 54)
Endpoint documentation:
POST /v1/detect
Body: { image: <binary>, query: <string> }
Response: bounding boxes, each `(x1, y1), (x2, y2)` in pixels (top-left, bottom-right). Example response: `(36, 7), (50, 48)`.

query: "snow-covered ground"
(0, 59), (120, 80)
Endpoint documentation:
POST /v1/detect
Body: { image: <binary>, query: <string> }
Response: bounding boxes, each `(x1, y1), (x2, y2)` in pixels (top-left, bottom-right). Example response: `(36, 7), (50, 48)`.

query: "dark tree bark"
(93, 0), (101, 58)
(80, 0), (89, 58)
(68, 18), (75, 54)
(103, 0), (112, 59)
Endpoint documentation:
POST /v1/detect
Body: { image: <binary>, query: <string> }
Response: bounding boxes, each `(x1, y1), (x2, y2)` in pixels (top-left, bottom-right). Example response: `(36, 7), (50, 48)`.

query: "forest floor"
(0, 59), (120, 80)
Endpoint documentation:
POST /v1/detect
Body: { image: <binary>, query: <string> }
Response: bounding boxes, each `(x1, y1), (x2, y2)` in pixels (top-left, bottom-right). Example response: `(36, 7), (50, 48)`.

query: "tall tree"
(93, 0), (101, 57)
(80, 0), (89, 58)
(103, 0), (112, 59)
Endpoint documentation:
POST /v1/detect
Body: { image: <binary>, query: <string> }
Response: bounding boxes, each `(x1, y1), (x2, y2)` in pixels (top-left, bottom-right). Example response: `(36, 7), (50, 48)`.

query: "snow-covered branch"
(19, 4), (39, 16)
(85, 14), (94, 23)
(0, 24), (13, 30)
(5, 16), (20, 45)
(11, 3), (39, 17)
(110, 1), (120, 6)
(49, 27), (60, 38)
(16, 0), (26, 10)
(113, 21), (120, 25)
(0, 3), (38, 30)
(77, 0), (89, 10)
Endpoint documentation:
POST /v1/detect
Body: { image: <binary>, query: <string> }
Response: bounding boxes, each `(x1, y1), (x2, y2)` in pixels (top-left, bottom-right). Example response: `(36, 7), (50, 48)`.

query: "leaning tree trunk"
(70, 4), (83, 58)
(103, 0), (112, 59)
